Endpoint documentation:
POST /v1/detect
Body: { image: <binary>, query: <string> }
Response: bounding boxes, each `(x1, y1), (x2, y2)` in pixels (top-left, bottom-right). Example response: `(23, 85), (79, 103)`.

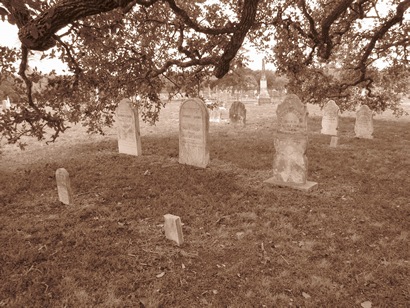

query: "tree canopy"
(0, 0), (409, 145)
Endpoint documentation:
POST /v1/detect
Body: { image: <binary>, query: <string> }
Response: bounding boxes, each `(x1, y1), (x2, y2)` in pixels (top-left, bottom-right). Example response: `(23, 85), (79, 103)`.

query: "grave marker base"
(264, 177), (318, 192)
(258, 97), (271, 105)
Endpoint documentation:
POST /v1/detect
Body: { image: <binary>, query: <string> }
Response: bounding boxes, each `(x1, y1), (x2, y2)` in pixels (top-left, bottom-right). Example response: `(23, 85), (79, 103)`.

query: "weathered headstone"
(56, 168), (73, 205)
(209, 107), (221, 123)
(321, 100), (339, 135)
(330, 136), (339, 148)
(355, 105), (373, 139)
(116, 98), (142, 156)
(163, 214), (184, 246)
(264, 94), (318, 191)
(179, 98), (210, 168)
(229, 101), (246, 126)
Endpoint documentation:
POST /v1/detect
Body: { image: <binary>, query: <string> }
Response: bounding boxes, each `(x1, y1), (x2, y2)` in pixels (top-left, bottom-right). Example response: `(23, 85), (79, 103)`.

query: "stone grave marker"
(229, 101), (246, 126)
(179, 98), (210, 168)
(209, 107), (221, 123)
(321, 100), (339, 135)
(116, 98), (142, 156)
(264, 94), (318, 191)
(330, 136), (339, 148)
(56, 168), (73, 205)
(164, 214), (184, 246)
(355, 105), (373, 139)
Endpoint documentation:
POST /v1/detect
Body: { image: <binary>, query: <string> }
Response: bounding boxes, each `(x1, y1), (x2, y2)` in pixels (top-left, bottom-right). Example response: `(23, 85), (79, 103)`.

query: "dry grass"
(0, 102), (409, 307)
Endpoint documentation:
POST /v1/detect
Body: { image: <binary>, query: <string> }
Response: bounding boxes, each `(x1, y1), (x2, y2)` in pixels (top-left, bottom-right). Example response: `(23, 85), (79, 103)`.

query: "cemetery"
(1, 97), (409, 307)
(1, 0), (409, 307)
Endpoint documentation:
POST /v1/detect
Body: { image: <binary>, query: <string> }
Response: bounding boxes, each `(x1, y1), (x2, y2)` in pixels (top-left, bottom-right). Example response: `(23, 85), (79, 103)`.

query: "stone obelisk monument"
(258, 58), (271, 105)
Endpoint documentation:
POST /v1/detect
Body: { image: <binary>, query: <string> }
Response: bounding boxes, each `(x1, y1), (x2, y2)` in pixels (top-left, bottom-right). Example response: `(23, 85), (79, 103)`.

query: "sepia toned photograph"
(0, 1), (409, 307)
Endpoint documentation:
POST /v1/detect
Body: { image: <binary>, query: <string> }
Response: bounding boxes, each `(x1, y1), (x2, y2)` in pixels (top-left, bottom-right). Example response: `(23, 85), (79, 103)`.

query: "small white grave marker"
(163, 214), (184, 246)
(55, 168), (73, 205)
(330, 136), (339, 148)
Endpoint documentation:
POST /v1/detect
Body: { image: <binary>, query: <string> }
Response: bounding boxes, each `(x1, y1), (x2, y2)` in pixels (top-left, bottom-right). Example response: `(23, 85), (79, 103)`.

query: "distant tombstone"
(355, 105), (373, 139)
(179, 98), (210, 168)
(209, 107), (221, 123)
(264, 94), (318, 191)
(116, 98), (142, 156)
(321, 100), (339, 135)
(163, 214), (184, 246)
(229, 101), (246, 126)
(55, 168), (73, 205)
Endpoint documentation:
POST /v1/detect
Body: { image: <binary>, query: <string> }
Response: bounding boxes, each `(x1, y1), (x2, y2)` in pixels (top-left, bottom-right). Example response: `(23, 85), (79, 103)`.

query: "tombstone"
(209, 107), (221, 123)
(163, 214), (184, 246)
(258, 58), (272, 105)
(56, 168), (73, 205)
(229, 101), (246, 126)
(179, 98), (210, 168)
(321, 100), (339, 135)
(330, 136), (339, 148)
(355, 105), (373, 139)
(264, 94), (318, 191)
(116, 98), (142, 156)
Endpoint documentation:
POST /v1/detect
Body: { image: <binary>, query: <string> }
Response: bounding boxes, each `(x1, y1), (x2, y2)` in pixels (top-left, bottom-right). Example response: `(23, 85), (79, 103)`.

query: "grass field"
(0, 102), (409, 307)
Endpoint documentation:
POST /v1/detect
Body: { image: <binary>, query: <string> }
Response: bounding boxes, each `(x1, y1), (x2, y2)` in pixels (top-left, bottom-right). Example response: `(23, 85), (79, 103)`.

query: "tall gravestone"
(116, 98), (142, 156)
(355, 105), (373, 139)
(56, 168), (73, 205)
(265, 94), (318, 191)
(258, 58), (271, 105)
(229, 101), (246, 126)
(321, 100), (339, 135)
(179, 98), (210, 168)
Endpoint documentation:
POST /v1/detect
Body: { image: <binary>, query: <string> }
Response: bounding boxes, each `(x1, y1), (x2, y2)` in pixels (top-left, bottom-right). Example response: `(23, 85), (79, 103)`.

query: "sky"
(0, 21), (273, 74)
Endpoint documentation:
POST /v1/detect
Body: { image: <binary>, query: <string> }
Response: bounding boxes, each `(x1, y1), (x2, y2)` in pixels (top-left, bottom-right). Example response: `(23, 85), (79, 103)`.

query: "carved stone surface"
(116, 98), (142, 156)
(229, 101), (246, 126)
(321, 100), (339, 135)
(355, 105), (374, 139)
(56, 168), (73, 205)
(164, 214), (184, 246)
(179, 99), (210, 168)
(265, 94), (317, 191)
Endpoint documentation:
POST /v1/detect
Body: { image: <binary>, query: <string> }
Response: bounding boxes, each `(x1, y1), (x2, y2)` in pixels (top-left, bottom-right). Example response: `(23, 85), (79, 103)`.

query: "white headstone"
(355, 105), (373, 139)
(116, 98), (142, 156)
(56, 168), (73, 205)
(179, 98), (210, 168)
(209, 108), (221, 123)
(321, 100), (339, 135)
(330, 136), (339, 148)
(264, 94), (318, 191)
(163, 214), (184, 246)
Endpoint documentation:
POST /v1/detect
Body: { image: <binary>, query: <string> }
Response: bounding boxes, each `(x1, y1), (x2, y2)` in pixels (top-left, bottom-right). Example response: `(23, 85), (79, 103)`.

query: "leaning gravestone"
(163, 214), (184, 246)
(229, 101), (247, 126)
(56, 168), (73, 205)
(355, 105), (373, 139)
(321, 100), (339, 135)
(116, 98), (142, 156)
(179, 98), (210, 168)
(264, 94), (318, 191)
